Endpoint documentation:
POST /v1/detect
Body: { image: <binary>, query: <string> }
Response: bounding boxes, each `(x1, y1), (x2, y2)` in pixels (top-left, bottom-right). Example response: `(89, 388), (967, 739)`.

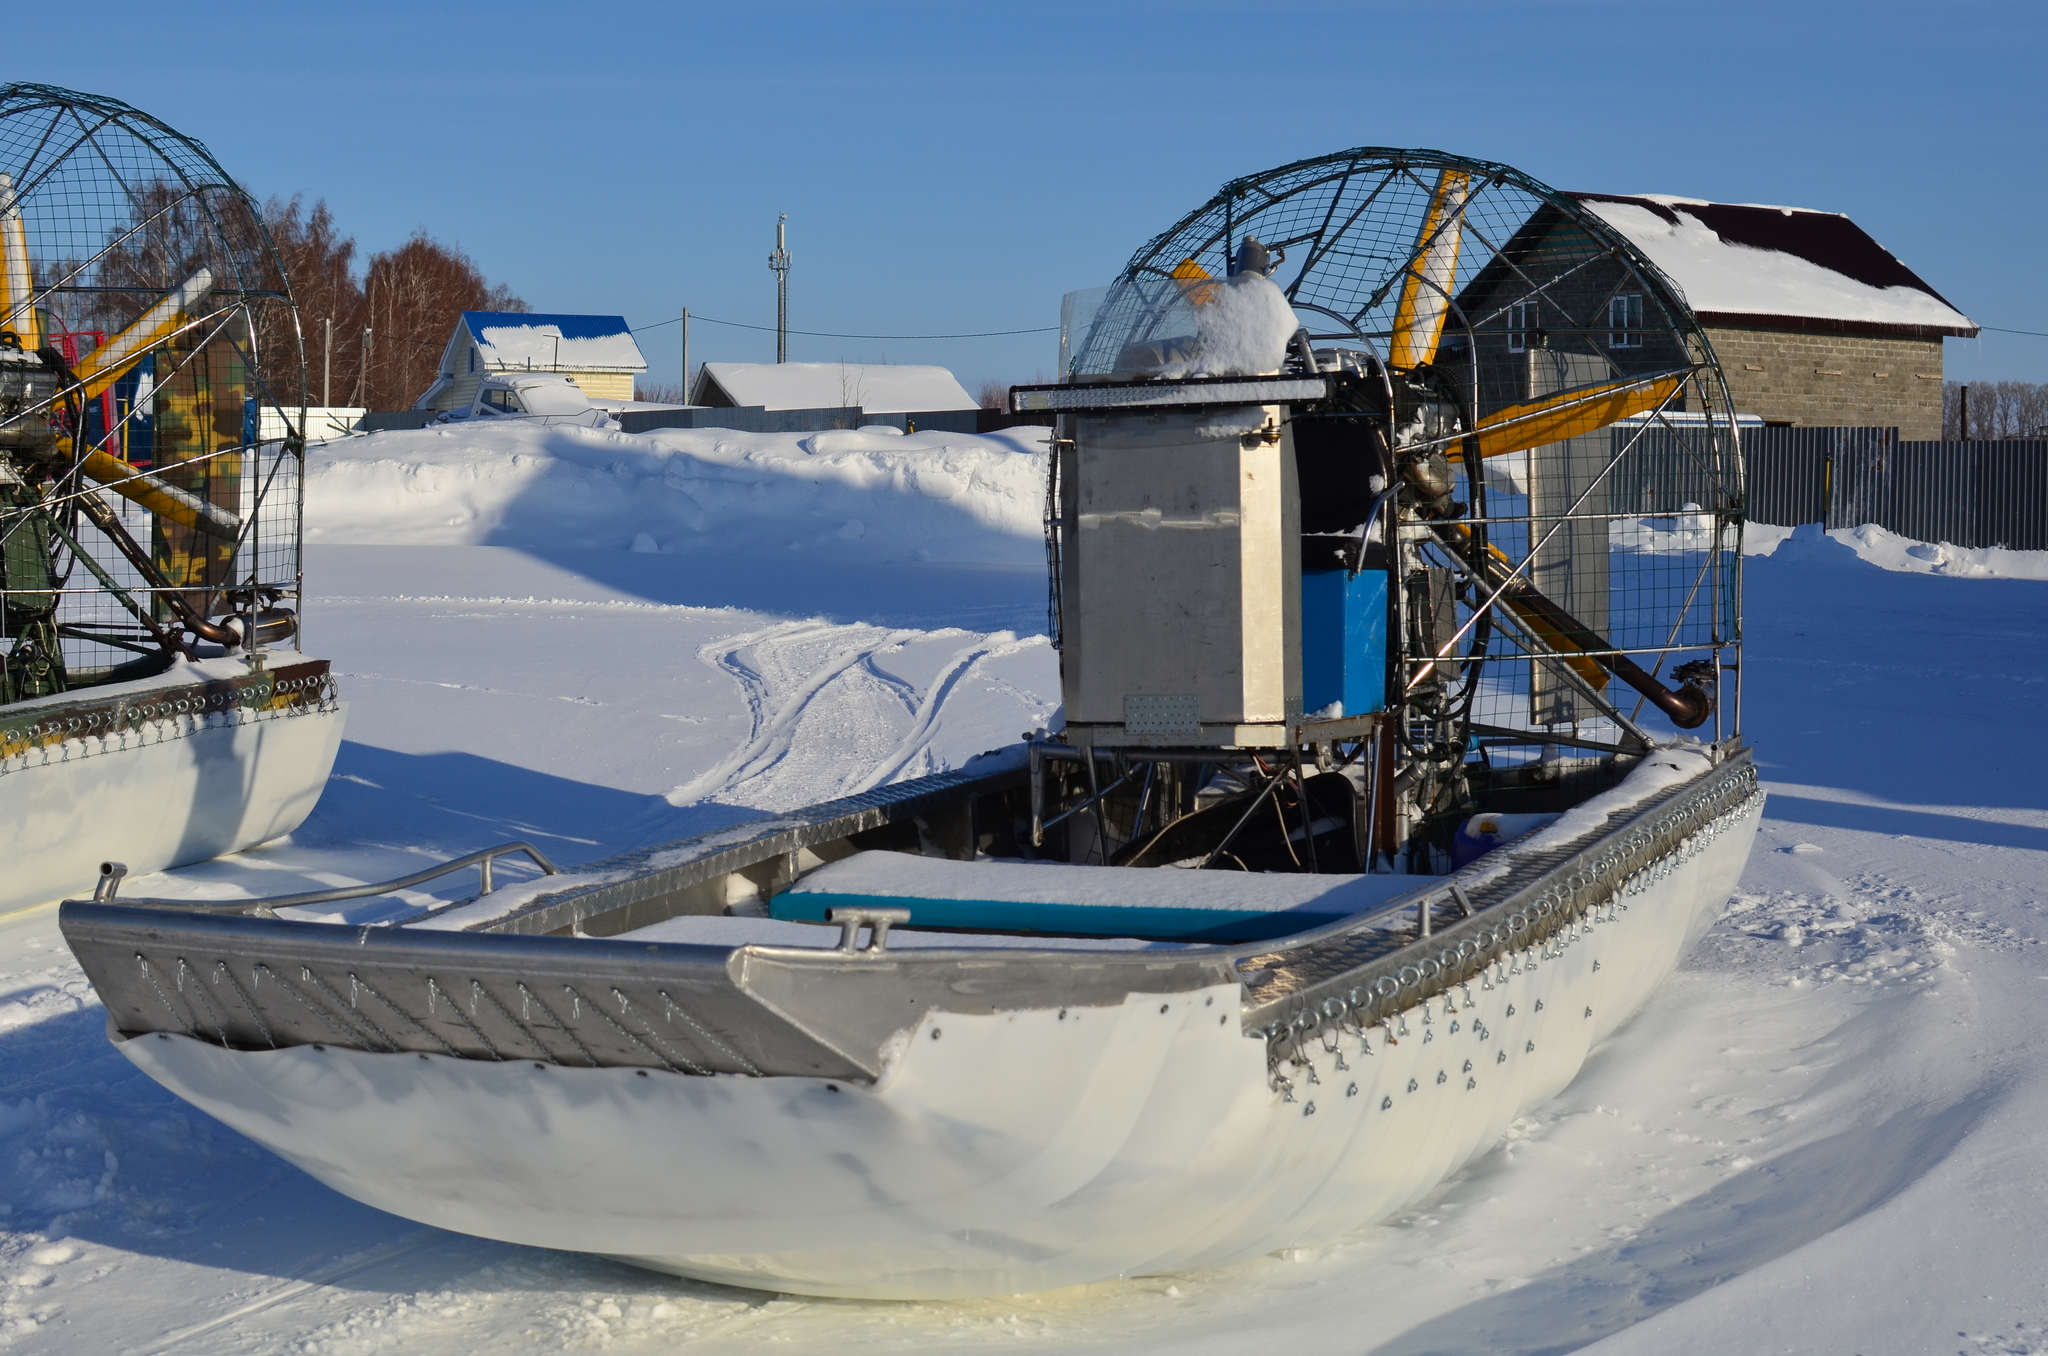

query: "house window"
(1507, 300), (1539, 353)
(468, 349), (475, 374)
(1608, 293), (1643, 348)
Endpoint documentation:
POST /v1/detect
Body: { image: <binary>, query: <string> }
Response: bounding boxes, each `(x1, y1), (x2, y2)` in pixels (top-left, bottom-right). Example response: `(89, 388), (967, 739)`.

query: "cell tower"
(768, 214), (790, 363)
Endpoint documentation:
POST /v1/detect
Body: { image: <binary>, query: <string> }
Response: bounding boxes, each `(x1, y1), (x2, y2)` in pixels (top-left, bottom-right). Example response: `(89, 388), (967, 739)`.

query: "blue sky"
(12, 0), (2045, 391)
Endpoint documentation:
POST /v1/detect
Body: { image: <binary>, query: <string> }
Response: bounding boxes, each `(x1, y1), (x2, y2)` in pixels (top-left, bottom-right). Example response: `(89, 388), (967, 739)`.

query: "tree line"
(1943, 380), (2048, 440)
(264, 196), (525, 411)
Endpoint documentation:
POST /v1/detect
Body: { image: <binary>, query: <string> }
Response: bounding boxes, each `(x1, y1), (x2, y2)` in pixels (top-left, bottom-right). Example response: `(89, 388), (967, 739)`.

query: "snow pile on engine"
(1161, 272), (1300, 378)
(304, 421), (1050, 564)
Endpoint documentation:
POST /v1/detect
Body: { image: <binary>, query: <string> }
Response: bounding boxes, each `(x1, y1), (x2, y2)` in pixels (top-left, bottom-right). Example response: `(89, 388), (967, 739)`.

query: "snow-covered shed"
(1454, 195), (1976, 440)
(690, 362), (976, 415)
(415, 313), (647, 412)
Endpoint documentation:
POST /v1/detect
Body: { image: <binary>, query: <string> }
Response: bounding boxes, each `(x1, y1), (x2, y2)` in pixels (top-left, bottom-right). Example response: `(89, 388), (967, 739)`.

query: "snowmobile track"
(669, 621), (1035, 810)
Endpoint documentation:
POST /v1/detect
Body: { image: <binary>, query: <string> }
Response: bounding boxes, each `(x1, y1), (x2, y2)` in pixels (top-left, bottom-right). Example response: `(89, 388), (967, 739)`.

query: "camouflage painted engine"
(0, 344), (65, 702)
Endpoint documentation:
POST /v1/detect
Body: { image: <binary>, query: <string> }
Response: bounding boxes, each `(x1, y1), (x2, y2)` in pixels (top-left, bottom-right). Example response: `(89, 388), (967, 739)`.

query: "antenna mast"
(768, 214), (791, 363)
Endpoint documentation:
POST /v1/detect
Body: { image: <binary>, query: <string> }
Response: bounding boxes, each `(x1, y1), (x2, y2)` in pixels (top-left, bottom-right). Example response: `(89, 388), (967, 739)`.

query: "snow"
(1581, 199), (1975, 331)
(5, 417), (2048, 1347)
(616, 915), (1189, 952)
(468, 313), (645, 373)
(1746, 519), (2048, 580)
(786, 850), (1426, 914)
(302, 420), (1049, 564)
(1471, 744), (1715, 875)
(1159, 273), (1299, 379)
(502, 374), (597, 415)
(696, 362), (977, 413)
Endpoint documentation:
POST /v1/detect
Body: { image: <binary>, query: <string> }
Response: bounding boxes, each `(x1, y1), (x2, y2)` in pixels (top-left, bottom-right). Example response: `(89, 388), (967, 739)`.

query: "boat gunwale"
(57, 747), (1758, 1081)
(1235, 747), (1761, 1058)
(0, 655), (335, 762)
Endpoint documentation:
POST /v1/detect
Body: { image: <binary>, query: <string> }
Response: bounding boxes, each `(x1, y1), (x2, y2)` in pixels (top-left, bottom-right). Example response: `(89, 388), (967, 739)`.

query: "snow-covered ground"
(2, 424), (2044, 1352)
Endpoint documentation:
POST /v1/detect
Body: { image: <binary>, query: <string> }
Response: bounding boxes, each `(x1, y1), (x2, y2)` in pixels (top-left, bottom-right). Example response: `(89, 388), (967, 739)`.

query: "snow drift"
(1745, 520), (2048, 580)
(305, 422), (1050, 565)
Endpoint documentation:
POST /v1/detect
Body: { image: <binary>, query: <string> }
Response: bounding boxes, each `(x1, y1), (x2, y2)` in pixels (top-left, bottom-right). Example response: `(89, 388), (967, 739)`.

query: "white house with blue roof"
(413, 312), (648, 412)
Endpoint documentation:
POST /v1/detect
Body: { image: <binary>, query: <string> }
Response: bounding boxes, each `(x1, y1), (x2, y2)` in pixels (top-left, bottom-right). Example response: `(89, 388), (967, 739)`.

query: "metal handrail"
(75, 842), (562, 918)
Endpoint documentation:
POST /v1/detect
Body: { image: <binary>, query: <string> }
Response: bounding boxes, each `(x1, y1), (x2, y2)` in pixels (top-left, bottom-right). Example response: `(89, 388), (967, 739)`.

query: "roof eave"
(1695, 311), (1979, 341)
(480, 361), (648, 373)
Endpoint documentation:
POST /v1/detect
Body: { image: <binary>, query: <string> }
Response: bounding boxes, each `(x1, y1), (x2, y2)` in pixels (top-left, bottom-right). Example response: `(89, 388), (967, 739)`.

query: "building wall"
(565, 371), (636, 400)
(1704, 325), (1945, 440)
(429, 373), (482, 412)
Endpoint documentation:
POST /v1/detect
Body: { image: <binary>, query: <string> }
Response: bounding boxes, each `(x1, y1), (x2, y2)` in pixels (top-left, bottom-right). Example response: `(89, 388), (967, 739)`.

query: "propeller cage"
(1030, 148), (1745, 872)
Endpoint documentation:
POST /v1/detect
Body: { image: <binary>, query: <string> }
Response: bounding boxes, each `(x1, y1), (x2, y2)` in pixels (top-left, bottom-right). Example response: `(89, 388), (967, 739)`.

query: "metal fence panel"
(1741, 426), (1840, 527)
(1823, 429), (1905, 534)
(1737, 430), (2048, 548)
(1886, 442), (1972, 546)
(1963, 441), (2048, 550)
(1608, 426), (1741, 517)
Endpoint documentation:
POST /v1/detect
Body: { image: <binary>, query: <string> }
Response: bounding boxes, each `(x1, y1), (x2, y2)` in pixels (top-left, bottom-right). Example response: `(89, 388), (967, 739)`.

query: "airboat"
(0, 85), (343, 914)
(60, 149), (1759, 1300)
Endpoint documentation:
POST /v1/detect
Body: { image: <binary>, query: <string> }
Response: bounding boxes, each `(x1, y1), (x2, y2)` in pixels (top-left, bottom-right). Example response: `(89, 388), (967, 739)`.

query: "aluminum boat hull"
(1, 657), (345, 912)
(79, 754), (1761, 1299)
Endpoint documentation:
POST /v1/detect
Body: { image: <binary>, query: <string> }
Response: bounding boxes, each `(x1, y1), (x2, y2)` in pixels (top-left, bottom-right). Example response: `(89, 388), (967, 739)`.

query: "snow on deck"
(615, 914), (1192, 951)
(786, 851), (1422, 914)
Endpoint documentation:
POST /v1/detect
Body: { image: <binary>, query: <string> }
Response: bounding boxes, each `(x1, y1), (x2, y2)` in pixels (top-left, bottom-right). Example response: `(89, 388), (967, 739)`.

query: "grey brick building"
(1453, 194), (1977, 440)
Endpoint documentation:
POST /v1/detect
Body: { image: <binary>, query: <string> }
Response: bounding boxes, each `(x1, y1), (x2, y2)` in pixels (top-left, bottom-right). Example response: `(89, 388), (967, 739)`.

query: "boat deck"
(56, 746), (1759, 1080)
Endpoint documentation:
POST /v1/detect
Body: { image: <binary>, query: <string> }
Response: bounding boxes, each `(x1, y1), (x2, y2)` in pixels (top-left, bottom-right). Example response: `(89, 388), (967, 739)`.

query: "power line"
(1979, 325), (2048, 339)
(631, 311), (1056, 340)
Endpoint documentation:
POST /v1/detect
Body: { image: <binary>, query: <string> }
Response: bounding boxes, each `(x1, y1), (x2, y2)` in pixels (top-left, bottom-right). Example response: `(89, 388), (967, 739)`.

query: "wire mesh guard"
(0, 83), (306, 704)
(1054, 149), (1744, 872)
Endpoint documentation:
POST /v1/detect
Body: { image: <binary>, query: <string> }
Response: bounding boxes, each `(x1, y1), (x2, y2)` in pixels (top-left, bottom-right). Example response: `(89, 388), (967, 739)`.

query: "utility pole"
(681, 306), (690, 400)
(322, 317), (332, 407)
(768, 214), (791, 363)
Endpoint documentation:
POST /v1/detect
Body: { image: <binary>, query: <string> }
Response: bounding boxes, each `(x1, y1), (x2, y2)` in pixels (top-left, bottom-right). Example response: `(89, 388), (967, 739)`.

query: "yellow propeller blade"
(76, 447), (241, 541)
(29, 266), (241, 540)
(1388, 169), (1470, 370)
(72, 267), (213, 400)
(1480, 544), (1609, 686)
(75, 448), (240, 541)
(1472, 371), (1685, 460)
(1170, 256), (1218, 307)
(0, 172), (39, 350)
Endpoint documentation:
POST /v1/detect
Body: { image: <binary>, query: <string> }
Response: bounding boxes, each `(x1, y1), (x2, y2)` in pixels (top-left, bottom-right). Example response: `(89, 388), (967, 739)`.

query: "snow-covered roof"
(461, 313), (646, 372)
(695, 362), (977, 413)
(1569, 194), (1978, 338)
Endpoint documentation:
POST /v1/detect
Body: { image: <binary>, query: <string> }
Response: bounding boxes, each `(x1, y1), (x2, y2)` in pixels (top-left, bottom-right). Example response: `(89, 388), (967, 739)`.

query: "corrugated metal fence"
(1741, 427), (2048, 550)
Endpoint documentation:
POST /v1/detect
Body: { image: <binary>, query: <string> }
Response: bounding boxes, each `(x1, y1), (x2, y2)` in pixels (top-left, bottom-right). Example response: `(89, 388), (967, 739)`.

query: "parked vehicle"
(436, 372), (617, 429)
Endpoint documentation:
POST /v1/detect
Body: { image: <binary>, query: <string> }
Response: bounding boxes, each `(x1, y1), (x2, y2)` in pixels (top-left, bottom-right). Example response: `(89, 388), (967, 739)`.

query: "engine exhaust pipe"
(1478, 561), (1714, 728)
(1400, 483), (1716, 727)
